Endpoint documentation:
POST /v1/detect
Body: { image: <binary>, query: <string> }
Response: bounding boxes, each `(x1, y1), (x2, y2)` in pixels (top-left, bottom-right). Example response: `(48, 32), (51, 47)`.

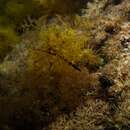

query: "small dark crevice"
(97, 75), (115, 100)
(111, 0), (123, 5)
(99, 75), (115, 90)
(105, 25), (117, 35)
(127, 11), (130, 21)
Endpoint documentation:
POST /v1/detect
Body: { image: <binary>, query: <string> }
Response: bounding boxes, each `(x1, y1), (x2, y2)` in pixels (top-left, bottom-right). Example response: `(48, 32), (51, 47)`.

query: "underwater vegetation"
(0, 0), (88, 31)
(0, 26), (20, 60)
(0, 0), (90, 57)
(39, 24), (101, 68)
(0, 0), (130, 130)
